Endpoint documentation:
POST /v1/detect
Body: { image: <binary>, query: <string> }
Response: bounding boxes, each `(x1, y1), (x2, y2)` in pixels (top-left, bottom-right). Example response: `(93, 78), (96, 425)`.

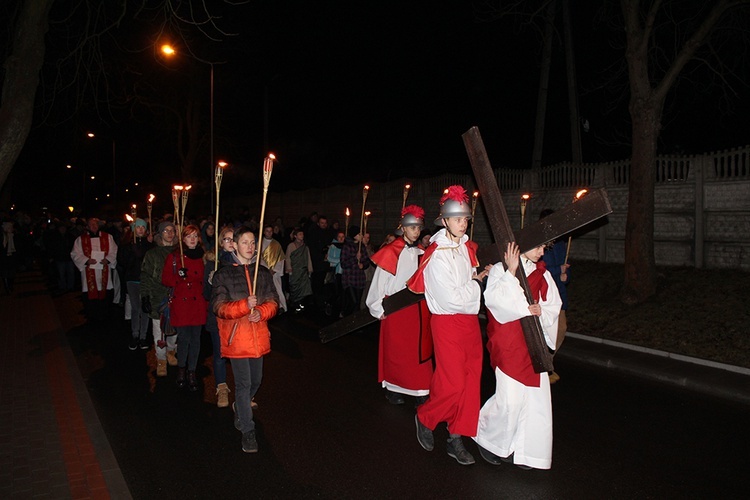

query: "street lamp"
(86, 132), (116, 210)
(160, 43), (215, 210)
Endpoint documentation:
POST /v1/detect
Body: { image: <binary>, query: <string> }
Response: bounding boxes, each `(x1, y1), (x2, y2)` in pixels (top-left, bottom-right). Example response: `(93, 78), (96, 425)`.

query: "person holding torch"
(211, 226), (279, 453)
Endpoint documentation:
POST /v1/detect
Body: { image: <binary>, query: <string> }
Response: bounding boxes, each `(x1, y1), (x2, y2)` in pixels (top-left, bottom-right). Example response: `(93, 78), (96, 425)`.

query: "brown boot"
(166, 350), (178, 366)
(216, 383), (230, 408)
(156, 359), (168, 377)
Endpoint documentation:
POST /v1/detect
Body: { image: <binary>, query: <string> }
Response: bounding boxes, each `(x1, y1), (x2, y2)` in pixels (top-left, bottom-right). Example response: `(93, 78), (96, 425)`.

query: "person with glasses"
(140, 221), (179, 376)
(203, 226), (236, 407)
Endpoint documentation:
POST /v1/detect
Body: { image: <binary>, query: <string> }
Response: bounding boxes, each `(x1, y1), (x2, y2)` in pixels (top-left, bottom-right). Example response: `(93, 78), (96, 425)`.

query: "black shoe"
(447, 436), (475, 465)
(176, 367), (186, 389)
(242, 431), (258, 453)
(187, 371), (198, 392)
(415, 415), (434, 451)
(477, 444), (503, 466)
(128, 338), (138, 351)
(138, 339), (150, 350)
(385, 390), (405, 405)
(500, 452), (533, 470)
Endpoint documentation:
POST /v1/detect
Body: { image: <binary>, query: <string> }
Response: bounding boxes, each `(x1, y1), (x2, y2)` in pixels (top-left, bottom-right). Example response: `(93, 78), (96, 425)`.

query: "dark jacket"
(118, 237), (154, 282)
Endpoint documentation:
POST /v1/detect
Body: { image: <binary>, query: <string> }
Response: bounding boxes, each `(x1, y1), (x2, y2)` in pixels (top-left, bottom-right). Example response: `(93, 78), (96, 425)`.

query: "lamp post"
(160, 44), (216, 210)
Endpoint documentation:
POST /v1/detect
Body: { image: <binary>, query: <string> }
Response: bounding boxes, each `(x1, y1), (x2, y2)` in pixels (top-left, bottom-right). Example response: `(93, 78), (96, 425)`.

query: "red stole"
(370, 238), (406, 276)
(406, 239), (478, 294)
(487, 260), (549, 387)
(81, 232), (109, 299)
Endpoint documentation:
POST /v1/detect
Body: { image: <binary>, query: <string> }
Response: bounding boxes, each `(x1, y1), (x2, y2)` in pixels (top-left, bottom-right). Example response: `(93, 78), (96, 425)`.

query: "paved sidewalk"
(0, 272), (130, 500)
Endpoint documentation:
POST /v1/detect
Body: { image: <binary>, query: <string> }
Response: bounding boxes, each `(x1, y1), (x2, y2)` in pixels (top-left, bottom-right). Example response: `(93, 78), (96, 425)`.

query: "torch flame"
(575, 189), (589, 200)
(522, 193), (530, 200)
(173, 185), (184, 191)
(184, 185), (192, 191)
(125, 214), (133, 222)
(148, 194), (155, 203)
(473, 191), (479, 198)
(365, 211), (371, 217)
(346, 208), (350, 216)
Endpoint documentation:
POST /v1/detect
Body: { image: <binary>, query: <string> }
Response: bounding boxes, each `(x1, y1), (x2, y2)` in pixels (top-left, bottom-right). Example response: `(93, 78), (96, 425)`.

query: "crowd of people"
(1, 188), (571, 464)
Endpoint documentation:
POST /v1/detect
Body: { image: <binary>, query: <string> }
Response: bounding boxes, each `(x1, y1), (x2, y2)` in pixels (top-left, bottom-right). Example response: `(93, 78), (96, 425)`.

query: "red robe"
(369, 239), (433, 392)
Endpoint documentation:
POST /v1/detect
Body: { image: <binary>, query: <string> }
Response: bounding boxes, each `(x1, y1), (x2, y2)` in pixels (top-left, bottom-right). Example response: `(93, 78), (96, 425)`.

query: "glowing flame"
(365, 211), (371, 217)
(575, 189), (589, 200)
(125, 214), (134, 222)
(473, 191), (479, 198)
(217, 161), (228, 168)
(345, 208), (350, 216)
(522, 194), (530, 200)
(148, 194), (155, 203)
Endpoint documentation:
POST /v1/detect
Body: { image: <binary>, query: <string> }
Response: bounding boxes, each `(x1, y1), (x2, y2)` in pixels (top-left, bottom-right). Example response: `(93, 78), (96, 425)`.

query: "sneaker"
(156, 359), (167, 377)
(216, 383), (230, 408)
(241, 431), (258, 453)
(415, 415), (434, 451)
(447, 436), (475, 465)
(477, 444), (503, 466)
(385, 390), (405, 405)
(232, 402), (241, 431)
(139, 339), (150, 350)
(128, 338), (138, 351)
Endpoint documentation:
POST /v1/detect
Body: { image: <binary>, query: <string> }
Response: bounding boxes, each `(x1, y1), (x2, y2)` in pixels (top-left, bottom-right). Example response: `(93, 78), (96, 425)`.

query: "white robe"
(423, 229), (480, 315)
(70, 233), (118, 293)
(473, 258), (561, 470)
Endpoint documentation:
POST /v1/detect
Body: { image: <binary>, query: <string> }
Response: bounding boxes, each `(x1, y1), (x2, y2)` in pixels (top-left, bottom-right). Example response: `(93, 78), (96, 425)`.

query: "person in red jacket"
(161, 224), (206, 391)
(211, 226), (279, 453)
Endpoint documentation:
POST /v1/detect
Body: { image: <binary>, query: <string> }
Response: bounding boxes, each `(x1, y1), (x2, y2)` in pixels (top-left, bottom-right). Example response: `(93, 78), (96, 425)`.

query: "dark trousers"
(343, 286), (363, 317)
(233, 357), (263, 434)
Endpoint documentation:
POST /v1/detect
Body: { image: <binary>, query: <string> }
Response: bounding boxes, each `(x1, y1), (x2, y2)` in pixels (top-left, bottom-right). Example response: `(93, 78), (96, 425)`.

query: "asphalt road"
(62, 300), (748, 499)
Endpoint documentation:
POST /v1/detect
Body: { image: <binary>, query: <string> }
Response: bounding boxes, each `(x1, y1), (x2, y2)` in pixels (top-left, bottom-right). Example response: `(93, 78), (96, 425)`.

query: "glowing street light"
(160, 42), (217, 208)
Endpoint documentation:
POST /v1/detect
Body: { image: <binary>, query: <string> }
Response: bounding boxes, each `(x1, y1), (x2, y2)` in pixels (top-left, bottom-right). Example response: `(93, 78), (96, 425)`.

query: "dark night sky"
(9, 0), (750, 214)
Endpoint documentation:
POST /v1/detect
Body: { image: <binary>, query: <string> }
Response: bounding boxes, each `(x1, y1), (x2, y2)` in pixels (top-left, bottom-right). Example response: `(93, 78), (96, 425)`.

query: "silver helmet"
(400, 205), (425, 229)
(434, 186), (473, 226)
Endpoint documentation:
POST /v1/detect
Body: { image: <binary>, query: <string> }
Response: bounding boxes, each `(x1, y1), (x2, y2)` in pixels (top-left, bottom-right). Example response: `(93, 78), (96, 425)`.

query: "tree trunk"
(622, 96), (661, 304)
(0, 0), (55, 192)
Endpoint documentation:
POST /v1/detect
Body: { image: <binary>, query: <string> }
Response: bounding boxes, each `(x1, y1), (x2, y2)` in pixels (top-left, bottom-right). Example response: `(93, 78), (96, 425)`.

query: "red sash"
(406, 239), (478, 294)
(81, 232), (109, 299)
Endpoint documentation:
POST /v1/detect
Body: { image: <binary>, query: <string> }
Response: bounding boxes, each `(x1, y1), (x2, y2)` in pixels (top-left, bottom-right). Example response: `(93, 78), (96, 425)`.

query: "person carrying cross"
(473, 241), (562, 470)
(407, 185), (489, 466)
